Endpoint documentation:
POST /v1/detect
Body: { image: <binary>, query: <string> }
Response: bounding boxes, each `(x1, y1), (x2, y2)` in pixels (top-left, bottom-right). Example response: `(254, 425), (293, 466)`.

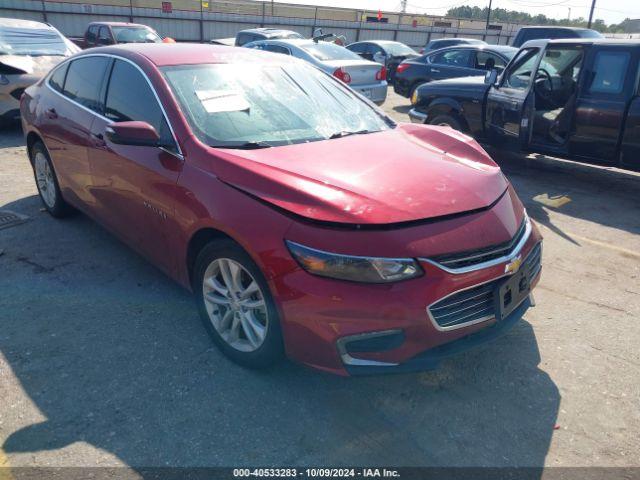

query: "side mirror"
(484, 68), (498, 86)
(106, 121), (161, 147)
(97, 37), (114, 46)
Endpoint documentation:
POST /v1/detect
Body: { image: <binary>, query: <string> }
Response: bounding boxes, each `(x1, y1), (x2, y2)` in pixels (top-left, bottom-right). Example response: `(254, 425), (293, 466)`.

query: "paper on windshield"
(196, 90), (251, 113)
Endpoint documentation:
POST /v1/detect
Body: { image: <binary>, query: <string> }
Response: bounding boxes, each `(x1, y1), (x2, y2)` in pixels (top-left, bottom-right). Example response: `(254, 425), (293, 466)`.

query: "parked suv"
(409, 39), (640, 171)
(512, 26), (602, 48)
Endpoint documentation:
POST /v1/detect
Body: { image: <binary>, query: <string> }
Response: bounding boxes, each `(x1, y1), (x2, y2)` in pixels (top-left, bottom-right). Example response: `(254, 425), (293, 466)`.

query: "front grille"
(428, 242), (542, 329)
(10, 88), (25, 100)
(431, 219), (528, 270)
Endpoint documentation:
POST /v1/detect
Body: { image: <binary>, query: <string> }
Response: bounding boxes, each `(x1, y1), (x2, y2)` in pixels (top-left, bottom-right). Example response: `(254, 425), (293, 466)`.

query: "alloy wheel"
(202, 258), (269, 352)
(34, 151), (56, 208)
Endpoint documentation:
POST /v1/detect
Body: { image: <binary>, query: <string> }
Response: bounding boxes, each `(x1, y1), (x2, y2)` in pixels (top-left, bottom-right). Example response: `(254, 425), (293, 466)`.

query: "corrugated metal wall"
(0, 0), (523, 47)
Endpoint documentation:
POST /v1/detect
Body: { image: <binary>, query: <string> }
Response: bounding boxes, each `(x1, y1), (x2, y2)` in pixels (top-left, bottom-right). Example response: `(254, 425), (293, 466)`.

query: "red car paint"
(21, 44), (542, 375)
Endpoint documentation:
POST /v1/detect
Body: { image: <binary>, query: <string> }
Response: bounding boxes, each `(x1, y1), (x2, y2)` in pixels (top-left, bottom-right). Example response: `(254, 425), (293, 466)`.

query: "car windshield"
(162, 62), (391, 148)
(112, 26), (161, 43)
(381, 42), (416, 56)
(299, 42), (361, 61)
(0, 26), (74, 56)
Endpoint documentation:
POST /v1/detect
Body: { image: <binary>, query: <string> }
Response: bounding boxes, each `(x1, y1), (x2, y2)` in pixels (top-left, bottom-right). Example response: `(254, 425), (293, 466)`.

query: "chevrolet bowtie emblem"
(505, 255), (522, 275)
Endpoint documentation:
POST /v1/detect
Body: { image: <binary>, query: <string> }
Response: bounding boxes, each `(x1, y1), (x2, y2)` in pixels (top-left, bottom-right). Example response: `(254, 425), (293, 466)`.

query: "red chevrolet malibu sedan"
(21, 44), (541, 375)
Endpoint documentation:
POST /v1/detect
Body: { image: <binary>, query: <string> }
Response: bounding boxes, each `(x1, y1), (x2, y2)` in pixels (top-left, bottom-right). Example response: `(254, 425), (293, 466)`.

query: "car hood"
(0, 55), (65, 75)
(212, 123), (508, 225)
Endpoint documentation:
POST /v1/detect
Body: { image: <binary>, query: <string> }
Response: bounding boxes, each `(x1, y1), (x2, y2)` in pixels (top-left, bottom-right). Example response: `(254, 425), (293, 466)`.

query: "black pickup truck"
(408, 39), (640, 171)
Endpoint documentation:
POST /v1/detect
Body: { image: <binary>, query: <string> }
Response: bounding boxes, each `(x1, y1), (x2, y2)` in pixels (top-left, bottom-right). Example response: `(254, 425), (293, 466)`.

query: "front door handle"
(45, 108), (57, 119)
(431, 68), (440, 73)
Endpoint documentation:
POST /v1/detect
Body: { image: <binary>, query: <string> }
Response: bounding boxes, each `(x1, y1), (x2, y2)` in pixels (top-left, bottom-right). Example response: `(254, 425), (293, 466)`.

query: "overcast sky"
(277, 0), (638, 25)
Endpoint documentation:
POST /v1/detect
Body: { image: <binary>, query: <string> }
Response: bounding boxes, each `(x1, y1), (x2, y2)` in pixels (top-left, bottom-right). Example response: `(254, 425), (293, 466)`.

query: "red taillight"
(333, 67), (351, 84)
(376, 66), (387, 81)
(396, 63), (410, 75)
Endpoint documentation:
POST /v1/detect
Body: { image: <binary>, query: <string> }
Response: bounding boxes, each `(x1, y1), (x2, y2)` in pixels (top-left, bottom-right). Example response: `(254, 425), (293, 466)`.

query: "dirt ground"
(0, 88), (639, 473)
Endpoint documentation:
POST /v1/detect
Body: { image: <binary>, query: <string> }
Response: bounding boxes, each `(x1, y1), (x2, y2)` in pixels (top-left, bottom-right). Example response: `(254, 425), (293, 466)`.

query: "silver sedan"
(244, 39), (388, 105)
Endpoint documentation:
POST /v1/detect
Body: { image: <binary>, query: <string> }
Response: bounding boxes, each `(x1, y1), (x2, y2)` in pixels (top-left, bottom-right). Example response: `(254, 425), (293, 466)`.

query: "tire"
(30, 141), (74, 218)
(429, 114), (463, 132)
(194, 239), (284, 369)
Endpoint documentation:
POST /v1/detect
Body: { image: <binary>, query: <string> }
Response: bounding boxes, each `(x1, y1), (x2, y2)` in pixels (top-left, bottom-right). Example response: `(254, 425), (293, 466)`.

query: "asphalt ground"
(0, 88), (639, 474)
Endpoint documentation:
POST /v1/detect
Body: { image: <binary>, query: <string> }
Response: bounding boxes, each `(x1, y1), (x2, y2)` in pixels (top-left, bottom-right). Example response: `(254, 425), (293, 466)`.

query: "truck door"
(570, 46), (639, 163)
(620, 70), (640, 170)
(485, 47), (542, 150)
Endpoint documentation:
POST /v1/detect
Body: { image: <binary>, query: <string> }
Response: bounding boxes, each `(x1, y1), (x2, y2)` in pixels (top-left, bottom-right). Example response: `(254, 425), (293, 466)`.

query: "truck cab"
(82, 22), (162, 48)
(410, 39), (640, 171)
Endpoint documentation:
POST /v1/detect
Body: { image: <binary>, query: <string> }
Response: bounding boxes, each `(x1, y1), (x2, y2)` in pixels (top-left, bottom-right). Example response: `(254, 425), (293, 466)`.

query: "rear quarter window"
(49, 62), (69, 93)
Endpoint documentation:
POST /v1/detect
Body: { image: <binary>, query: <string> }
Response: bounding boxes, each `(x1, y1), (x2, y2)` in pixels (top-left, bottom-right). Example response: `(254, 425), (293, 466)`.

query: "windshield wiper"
(212, 140), (275, 150)
(328, 129), (372, 139)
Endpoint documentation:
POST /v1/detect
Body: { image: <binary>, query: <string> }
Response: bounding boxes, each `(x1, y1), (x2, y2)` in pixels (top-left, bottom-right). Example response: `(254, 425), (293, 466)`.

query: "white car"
(0, 17), (79, 125)
(244, 39), (388, 105)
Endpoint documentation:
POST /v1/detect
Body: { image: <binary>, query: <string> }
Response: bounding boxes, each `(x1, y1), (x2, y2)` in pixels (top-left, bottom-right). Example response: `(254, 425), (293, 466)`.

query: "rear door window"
(589, 51), (630, 94)
(430, 48), (472, 67)
(104, 59), (174, 147)
(62, 56), (110, 112)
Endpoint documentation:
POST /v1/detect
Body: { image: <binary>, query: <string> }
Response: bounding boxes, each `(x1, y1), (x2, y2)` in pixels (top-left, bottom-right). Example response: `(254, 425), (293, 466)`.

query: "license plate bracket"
(494, 269), (531, 321)
(360, 89), (372, 98)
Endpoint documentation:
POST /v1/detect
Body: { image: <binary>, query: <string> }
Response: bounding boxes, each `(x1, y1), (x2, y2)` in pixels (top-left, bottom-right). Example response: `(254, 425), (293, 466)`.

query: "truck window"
(589, 51), (630, 94)
(503, 48), (539, 90)
(86, 25), (98, 45)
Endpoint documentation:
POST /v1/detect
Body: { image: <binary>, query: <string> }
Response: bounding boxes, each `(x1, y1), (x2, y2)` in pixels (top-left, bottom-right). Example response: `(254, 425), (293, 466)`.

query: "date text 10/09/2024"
(233, 469), (401, 478)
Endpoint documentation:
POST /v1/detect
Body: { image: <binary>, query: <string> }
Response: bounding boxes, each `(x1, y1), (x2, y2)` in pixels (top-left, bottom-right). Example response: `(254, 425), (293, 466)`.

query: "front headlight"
(286, 240), (423, 283)
(0, 75), (9, 86)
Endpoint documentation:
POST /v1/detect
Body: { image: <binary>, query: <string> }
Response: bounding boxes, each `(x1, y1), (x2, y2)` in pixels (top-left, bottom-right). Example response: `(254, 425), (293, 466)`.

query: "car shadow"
(486, 148), (640, 242)
(0, 194), (559, 471)
(393, 104), (412, 115)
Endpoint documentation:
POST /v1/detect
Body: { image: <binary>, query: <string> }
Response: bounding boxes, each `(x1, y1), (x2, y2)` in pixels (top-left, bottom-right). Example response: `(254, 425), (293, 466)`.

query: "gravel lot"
(0, 88), (639, 473)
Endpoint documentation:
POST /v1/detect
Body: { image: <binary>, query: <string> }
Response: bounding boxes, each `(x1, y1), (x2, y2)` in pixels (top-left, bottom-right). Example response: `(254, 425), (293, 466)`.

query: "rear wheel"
(194, 240), (284, 369)
(429, 114), (463, 132)
(31, 141), (73, 218)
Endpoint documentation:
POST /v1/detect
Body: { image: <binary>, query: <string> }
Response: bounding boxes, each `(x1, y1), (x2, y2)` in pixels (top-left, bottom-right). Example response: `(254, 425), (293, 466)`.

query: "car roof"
(0, 17), (55, 30)
(249, 38), (324, 48)
(522, 38), (640, 47)
(431, 38), (485, 43)
(88, 22), (151, 28)
(89, 43), (295, 66)
(518, 26), (595, 31)
(240, 28), (299, 35)
(428, 44), (517, 56)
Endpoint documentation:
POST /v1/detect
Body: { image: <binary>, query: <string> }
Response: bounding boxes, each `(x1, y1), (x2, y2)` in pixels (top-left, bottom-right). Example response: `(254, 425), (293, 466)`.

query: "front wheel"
(194, 240), (284, 369)
(429, 114), (463, 132)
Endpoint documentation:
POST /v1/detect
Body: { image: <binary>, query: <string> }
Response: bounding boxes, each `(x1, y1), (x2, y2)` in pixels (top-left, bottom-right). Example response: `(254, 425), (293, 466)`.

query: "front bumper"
(268, 190), (542, 376)
(408, 108), (428, 124)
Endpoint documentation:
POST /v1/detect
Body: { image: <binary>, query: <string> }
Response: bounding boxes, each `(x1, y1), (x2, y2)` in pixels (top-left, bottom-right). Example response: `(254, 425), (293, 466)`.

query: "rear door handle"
(91, 132), (106, 147)
(45, 108), (57, 119)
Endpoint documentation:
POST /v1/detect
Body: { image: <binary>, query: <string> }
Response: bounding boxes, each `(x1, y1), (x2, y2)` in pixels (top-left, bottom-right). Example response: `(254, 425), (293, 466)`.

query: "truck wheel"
(429, 114), (463, 132)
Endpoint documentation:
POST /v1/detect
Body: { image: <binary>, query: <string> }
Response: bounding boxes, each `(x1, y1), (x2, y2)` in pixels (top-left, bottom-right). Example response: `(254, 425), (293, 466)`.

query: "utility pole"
(567, 7), (571, 22)
(401, 0), (407, 14)
(587, 0), (596, 28)
(485, 0), (492, 31)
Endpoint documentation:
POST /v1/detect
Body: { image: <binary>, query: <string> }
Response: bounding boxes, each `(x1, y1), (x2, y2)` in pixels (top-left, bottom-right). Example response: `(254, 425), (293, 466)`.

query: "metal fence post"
(129, 0), (133, 23)
(312, 6), (317, 35)
(260, 2), (265, 27)
(41, 0), (47, 23)
(355, 10), (361, 41)
(200, 0), (204, 43)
